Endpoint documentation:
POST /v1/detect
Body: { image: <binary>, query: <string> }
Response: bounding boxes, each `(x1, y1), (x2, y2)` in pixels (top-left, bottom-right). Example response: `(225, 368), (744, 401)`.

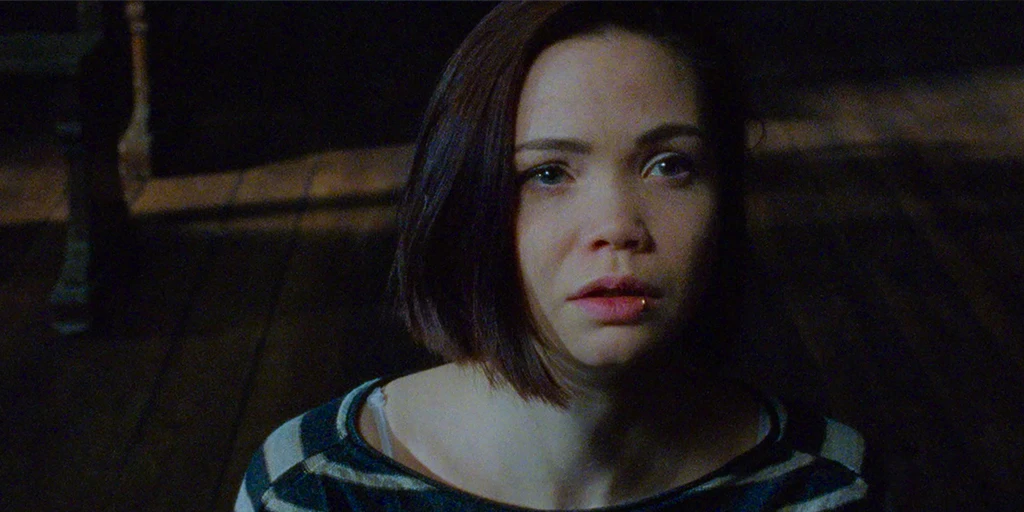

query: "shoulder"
(774, 399), (868, 475)
(730, 397), (886, 511)
(236, 379), (436, 512)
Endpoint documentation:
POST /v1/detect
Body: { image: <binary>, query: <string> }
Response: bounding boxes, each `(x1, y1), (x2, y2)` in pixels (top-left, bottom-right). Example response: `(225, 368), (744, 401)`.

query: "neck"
(469, 347), (751, 508)
(534, 329), (721, 431)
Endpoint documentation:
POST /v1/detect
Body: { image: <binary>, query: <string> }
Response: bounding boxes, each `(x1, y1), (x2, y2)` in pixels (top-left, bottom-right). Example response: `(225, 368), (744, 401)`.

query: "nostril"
(589, 220), (652, 252)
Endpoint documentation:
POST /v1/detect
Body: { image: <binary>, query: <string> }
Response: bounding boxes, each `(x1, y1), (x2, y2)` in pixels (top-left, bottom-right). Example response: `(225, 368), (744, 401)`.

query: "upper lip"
(568, 276), (661, 300)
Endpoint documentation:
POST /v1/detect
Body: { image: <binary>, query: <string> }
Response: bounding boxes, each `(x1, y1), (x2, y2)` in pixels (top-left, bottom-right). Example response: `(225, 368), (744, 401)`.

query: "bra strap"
(366, 387), (394, 457)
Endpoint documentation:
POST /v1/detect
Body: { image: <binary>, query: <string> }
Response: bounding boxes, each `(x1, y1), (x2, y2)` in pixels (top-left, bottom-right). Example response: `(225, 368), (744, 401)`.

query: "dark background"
(3, 2), (1023, 173)
(2, 2), (1023, 511)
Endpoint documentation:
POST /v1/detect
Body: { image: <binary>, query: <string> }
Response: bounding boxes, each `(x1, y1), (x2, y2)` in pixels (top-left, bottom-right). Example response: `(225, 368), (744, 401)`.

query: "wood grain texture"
(107, 158), (315, 512)
(2, 67), (1022, 511)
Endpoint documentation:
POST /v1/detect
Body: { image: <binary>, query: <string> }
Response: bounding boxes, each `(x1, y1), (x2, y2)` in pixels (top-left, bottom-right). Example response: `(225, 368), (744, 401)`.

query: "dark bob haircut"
(393, 2), (750, 404)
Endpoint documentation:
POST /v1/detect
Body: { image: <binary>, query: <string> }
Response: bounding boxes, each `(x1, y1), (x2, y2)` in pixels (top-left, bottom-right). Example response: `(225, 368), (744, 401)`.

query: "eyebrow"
(635, 123), (705, 146)
(514, 123), (705, 154)
(514, 138), (591, 154)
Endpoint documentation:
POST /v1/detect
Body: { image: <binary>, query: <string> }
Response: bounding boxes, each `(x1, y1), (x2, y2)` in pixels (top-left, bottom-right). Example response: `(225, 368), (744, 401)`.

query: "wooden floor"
(2, 67), (1023, 511)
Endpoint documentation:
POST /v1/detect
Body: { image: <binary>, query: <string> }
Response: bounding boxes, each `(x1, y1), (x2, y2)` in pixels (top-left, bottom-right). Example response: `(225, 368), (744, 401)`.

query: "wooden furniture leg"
(44, 5), (133, 335)
(118, 0), (152, 199)
(49, 106), (93, 335)
(49, 63), (133, 335)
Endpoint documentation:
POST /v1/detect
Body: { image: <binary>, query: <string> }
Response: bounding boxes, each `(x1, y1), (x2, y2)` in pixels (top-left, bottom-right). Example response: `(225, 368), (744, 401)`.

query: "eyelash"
(518, 163), (571, 187)
(642, 152), (698, 182)
(517, 151), (700, 188)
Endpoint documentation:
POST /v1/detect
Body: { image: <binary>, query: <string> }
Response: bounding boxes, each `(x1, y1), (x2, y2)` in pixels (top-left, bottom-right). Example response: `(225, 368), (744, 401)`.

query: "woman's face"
(514, 30), (719, 369)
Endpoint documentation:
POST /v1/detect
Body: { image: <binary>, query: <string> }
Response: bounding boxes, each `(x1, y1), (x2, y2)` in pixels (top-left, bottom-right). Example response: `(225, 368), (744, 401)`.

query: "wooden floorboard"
(747, 127), (981, 510)
(847, 216), (1023, 499)
(0, 136), (66, 225)
(757, 220), (983, 510)
(212, 152), (433, 511)
(894, 168), (1024, 372)
(826, 89), (1023, 509)
(109, 160), (316, 512)
(1, 221), (222, 511)
(747, 71), (1024, 510)
(858, 87), (1024, 505)
(0, 137), (71, 410)
(1, 68), (1022, 511)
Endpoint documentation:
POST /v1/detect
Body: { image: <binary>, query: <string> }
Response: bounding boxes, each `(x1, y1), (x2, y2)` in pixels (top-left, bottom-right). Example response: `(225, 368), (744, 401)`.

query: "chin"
(566, 329), (663, 369)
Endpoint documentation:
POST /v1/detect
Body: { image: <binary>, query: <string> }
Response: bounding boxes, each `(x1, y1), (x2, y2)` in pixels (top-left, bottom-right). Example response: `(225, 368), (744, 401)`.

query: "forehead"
(516, 29), (702, 142)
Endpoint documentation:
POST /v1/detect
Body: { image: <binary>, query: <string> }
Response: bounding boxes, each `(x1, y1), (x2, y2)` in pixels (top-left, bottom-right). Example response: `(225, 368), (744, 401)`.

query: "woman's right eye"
(520, 164), (570, 187)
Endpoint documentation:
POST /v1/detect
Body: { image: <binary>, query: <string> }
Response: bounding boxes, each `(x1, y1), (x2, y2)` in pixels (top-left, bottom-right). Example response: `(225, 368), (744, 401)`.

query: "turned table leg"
(118, 0), (152, 199)
(47, 14), (134, 336)
(50, 114), (94, 335)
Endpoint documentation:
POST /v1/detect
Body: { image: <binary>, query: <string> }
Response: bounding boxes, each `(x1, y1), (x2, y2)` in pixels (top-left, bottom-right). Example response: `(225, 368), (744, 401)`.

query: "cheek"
(675, 211), (717, 259)
(514, 216), (549, 337)
(657, 184), (715, 232)
(515, 203), (571, 279)
(514, 206), (579, 334)
(654, 193), (720, 283)
(513, 213), (551, 314)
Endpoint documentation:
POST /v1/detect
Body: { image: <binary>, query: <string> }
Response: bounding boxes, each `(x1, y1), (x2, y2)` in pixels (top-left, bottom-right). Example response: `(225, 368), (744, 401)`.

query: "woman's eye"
(522, 165), (570, 187)
(643, 152), (696, 180)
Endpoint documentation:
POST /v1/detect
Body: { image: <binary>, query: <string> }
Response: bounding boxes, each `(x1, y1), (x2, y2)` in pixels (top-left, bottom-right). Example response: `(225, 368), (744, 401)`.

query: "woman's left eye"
(642, 152), (696, 180)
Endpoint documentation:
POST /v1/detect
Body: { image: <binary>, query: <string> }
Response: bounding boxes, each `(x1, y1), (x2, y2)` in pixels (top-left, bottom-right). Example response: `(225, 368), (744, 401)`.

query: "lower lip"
(571, 296), (647, 323)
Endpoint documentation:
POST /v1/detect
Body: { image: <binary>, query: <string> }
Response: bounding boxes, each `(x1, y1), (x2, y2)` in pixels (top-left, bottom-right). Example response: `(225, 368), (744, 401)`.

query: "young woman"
(237, 3), (882, 510)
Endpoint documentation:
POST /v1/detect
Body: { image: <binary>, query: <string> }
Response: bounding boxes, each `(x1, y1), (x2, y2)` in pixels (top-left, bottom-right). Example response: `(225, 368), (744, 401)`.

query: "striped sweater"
(237, 379), (882, 511)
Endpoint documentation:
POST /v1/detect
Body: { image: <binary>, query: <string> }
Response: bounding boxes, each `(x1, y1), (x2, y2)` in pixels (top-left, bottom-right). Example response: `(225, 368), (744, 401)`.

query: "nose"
(586, 183), (652, 253)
